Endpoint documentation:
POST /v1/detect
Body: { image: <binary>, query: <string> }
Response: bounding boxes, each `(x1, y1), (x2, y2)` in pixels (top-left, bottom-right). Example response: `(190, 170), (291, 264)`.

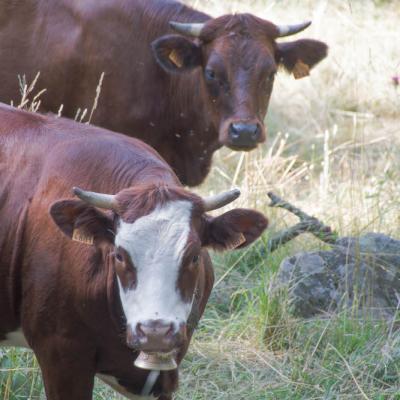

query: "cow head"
(50, 185), (268, 354)
(152, 14), (327, 150)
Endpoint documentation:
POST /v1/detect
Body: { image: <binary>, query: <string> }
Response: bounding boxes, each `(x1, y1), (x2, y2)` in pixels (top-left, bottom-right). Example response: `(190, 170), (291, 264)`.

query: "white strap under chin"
(141, 370), (160, 396)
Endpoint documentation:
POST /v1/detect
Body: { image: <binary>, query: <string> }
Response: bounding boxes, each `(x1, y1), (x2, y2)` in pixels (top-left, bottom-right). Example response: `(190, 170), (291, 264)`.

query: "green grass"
(2, 0), (400, 398)
(0, 349), (42, 399)
(2, 243), (399, 399)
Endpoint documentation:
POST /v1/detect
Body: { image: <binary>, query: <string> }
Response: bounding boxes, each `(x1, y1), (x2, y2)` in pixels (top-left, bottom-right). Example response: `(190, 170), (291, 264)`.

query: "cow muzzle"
(127, 319), (185, 353)
(221, 119), (265, 150)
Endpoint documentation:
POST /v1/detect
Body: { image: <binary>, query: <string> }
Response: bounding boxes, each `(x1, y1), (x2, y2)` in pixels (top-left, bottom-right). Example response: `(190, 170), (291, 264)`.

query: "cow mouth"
(226, 143), (258, 151)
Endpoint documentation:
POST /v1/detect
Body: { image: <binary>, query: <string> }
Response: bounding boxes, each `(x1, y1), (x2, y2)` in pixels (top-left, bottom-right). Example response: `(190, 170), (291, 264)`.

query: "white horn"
(203, 188), (241, 212)
(169, 21), (205, 37)
(276, 21), (311, 38)
(73, 187), (116, 210)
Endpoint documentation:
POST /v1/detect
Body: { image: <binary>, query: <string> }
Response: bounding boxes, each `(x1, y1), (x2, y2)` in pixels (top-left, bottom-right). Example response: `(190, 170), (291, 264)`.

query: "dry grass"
(184, 1), (400, 398)
(195, 0), (400, 235)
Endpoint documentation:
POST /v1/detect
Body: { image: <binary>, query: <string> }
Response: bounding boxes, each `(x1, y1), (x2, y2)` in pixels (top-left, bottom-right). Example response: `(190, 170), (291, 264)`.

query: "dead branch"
(267, 192), (337, 252)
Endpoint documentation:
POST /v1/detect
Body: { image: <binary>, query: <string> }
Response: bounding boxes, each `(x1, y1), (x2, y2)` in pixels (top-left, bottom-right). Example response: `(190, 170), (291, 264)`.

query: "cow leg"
(33, 339), (95, 400)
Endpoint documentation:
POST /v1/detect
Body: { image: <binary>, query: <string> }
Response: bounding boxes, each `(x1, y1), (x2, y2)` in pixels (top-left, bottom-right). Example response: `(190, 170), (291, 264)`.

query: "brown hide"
(0, 103), (214, 399)
(0, 0), (328, 186)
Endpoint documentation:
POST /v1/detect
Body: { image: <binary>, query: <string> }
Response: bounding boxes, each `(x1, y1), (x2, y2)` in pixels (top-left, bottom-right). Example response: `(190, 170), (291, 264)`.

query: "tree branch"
(267, 192), (337, 252)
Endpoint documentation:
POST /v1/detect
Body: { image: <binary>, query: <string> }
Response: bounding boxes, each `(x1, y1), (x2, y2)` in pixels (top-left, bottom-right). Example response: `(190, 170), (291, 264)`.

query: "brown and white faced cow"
(0, 102), (266, 399)
(50, 184), (267, 397)
(152, 14), (328, 151)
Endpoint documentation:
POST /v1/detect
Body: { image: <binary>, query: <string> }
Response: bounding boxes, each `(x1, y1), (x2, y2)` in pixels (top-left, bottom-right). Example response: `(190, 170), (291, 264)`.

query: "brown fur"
(0, 0), (327, 186)
(114, 183), (204, 223)
(0, 103), (267, 399)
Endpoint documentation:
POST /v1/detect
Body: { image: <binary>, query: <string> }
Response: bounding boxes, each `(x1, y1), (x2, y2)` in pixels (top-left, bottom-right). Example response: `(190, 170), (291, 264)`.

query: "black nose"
(127, 320), (182, 353)
(228, 123), (261, 147)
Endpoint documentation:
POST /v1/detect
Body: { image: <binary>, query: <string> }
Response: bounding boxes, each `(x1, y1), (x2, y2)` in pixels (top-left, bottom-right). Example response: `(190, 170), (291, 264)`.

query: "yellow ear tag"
(229, 233), (246, 250)
(169, 49), (183, 68)
(293, 60), (310, 80)
(72, 229), (94, 245)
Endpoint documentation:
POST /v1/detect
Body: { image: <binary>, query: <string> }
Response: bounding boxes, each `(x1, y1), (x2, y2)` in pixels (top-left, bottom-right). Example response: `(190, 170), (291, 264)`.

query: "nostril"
(155, 323), (174, 338)
(229, 123), (240, 140)
(126, 324), (142, 349)
(252, 125), (261, 141)
(136, 323), (146, 338)
(165, 323), (174, 338)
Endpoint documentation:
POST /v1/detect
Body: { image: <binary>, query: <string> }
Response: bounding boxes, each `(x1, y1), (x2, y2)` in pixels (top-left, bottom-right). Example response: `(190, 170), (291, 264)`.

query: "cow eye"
(192, 254), (200, 264)
(205, 68), (216, 81)
(115, 252), (124, 263)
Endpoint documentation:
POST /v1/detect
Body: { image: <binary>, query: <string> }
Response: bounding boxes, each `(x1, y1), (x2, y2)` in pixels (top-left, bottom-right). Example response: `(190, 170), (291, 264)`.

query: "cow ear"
(202, 209), (268, 251)
(276, 39), (328, 79)
(50, 200), (114, 245)
(151, 34), (202, 73)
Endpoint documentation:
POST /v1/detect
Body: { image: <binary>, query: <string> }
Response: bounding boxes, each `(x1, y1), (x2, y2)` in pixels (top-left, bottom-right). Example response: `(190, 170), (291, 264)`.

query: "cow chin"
(225, 143), (258, 152)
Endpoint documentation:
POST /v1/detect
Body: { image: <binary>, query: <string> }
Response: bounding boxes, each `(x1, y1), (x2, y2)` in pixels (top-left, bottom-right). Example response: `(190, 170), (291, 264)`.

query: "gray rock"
(274, 233), (400, 318)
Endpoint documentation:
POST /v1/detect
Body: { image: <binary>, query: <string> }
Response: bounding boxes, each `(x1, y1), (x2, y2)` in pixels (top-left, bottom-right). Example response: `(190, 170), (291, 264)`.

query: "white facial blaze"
(114, 200), (193, 330)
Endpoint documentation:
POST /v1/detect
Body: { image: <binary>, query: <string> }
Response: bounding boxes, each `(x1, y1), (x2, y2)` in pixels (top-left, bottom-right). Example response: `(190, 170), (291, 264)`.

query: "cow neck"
(0, 202), (29, 333)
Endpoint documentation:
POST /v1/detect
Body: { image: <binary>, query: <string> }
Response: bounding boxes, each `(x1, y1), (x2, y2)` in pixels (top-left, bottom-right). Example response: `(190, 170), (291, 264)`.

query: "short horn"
(203, 188), (241, 212)
(276, 21), (311, 38)
(73, 187), (116, 210)
(169, 21), (205, 37)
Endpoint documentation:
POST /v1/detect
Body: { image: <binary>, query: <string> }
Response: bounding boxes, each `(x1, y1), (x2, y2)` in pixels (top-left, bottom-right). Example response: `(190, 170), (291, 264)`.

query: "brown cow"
(0, 103), (268, 399)
(0, 0), (328, 186)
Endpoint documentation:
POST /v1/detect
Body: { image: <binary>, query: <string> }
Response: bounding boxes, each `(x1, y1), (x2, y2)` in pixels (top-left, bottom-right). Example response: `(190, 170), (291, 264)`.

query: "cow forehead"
(208, 36), (274, 69)
(202, 14), (278, 44)
(115, 200), (193, 264)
